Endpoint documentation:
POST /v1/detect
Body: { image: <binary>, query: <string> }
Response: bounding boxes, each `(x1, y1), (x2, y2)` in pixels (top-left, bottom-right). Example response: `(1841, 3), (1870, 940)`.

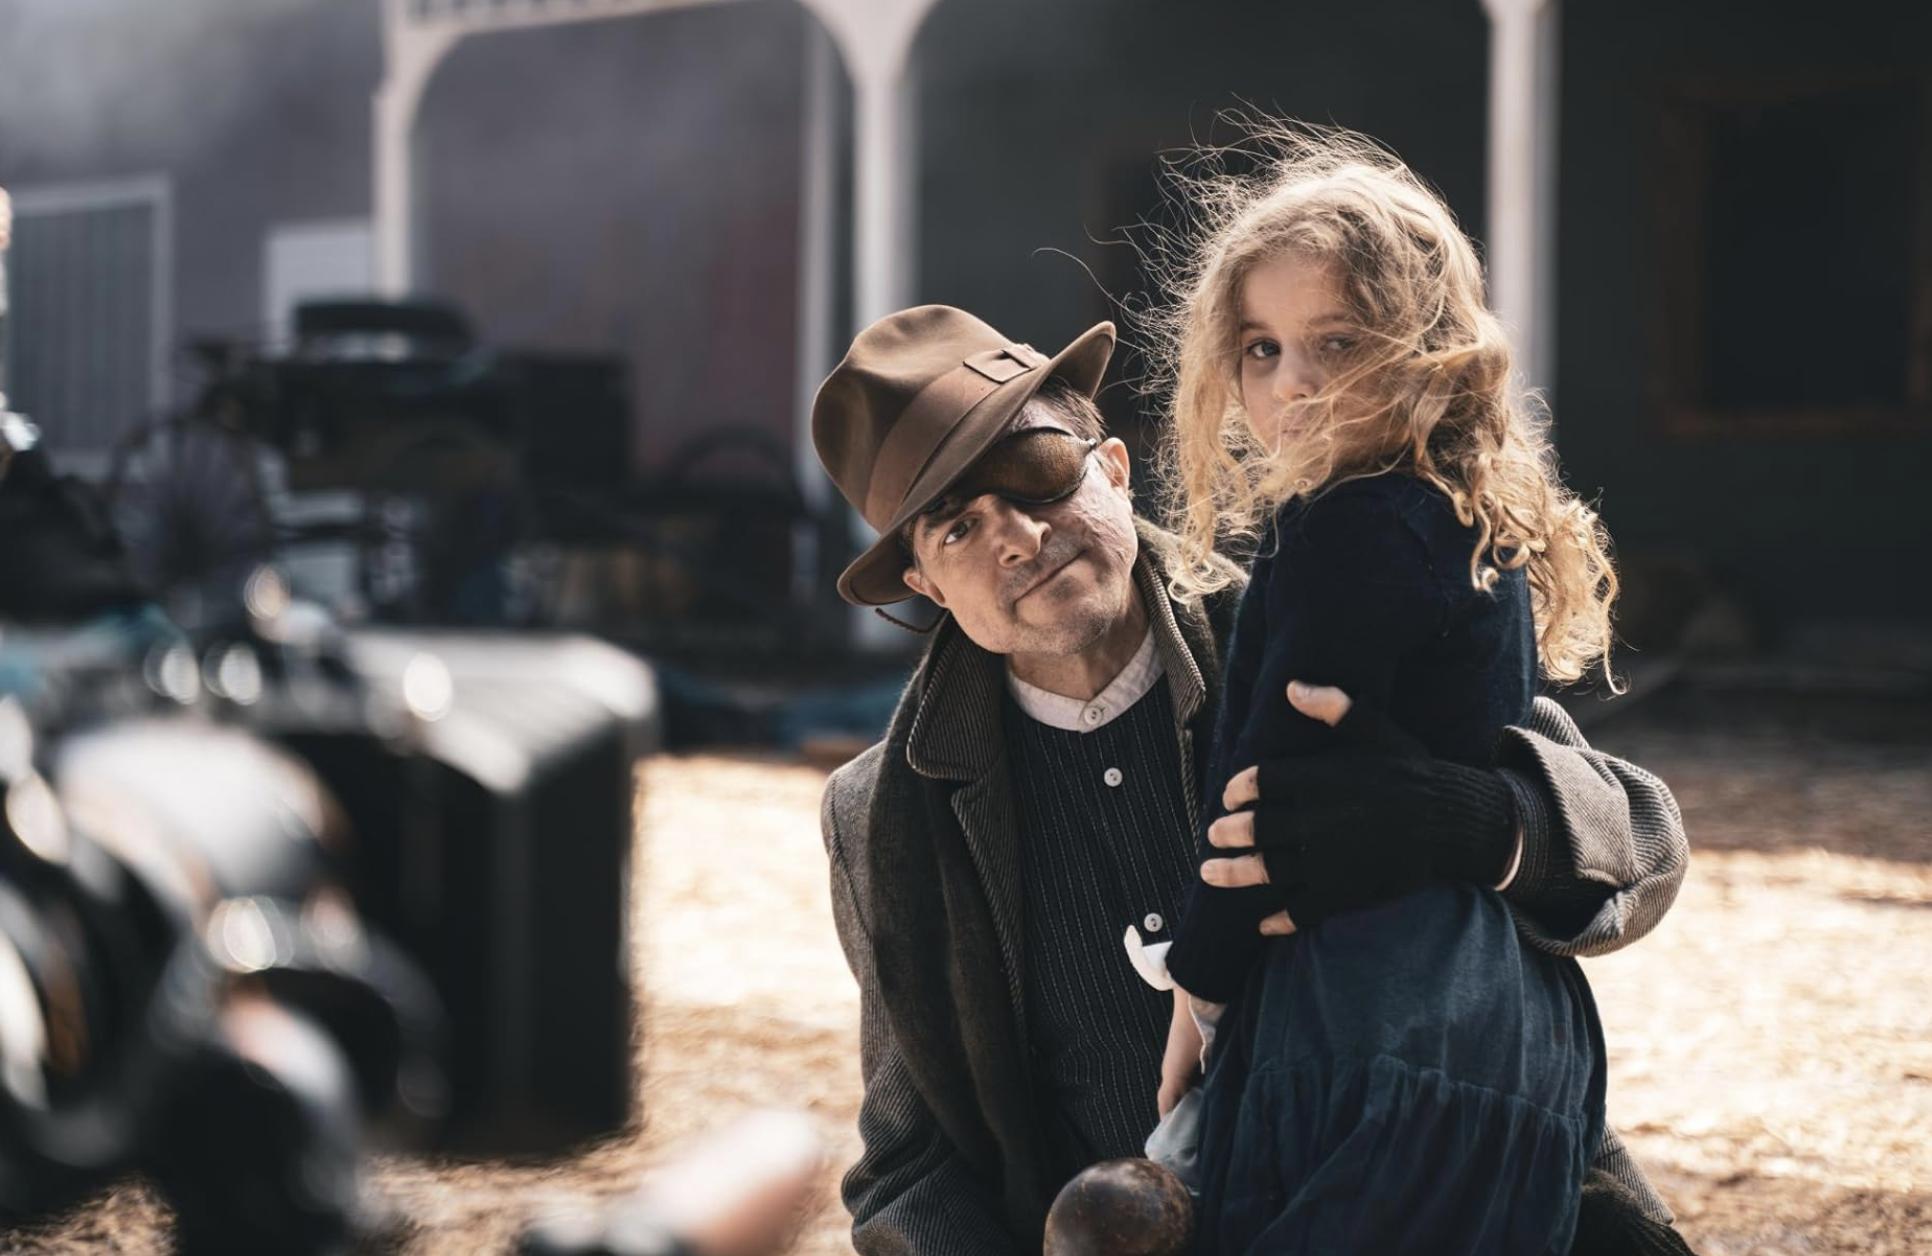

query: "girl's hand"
(1200, 680), (1356, 929)
(1157, 986), (1205, 1117)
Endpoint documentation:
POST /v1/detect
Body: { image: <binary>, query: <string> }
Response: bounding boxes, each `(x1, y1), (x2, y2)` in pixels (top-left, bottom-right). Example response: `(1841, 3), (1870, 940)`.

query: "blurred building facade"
(1, 0), (1926, 659)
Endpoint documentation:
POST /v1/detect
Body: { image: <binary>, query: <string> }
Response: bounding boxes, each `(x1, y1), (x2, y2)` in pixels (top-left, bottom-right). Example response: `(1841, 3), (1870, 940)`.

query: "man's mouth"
(1012, 552), (1081, 605)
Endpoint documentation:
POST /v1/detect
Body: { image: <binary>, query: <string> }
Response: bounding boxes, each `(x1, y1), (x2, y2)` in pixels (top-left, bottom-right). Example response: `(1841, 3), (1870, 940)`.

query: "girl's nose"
(1273, 349), (1319, 404)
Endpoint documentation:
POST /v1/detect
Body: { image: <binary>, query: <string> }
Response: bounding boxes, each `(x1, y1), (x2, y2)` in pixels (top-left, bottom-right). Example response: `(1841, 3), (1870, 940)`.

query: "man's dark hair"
(898, 379), (1108, 565)
(1026, 378), (1107, 442)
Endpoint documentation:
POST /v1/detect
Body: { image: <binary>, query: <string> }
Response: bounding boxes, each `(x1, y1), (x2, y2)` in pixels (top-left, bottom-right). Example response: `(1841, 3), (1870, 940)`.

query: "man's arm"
(821, 764), (1019, 1256)
(1495, 695), (1688, 957)
(1200, 686), (1689, 958)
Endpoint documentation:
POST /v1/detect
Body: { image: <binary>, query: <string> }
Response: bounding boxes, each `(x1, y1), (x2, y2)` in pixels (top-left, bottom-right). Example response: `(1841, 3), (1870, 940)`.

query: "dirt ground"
(8, 727), (1930, 1254)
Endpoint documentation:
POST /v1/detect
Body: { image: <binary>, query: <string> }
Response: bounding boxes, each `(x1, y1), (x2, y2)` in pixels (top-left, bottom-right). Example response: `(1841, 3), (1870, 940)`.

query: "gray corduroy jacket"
(821, 520), (1688, 1255)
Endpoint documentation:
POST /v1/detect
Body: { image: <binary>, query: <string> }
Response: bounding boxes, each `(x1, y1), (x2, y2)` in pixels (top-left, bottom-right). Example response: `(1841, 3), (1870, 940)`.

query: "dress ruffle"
(1191, 884), (1606, 1255)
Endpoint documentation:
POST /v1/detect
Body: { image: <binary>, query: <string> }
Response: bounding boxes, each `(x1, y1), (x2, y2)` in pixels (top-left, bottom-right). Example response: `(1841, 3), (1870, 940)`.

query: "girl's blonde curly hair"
(1145, 120), (1619, 687)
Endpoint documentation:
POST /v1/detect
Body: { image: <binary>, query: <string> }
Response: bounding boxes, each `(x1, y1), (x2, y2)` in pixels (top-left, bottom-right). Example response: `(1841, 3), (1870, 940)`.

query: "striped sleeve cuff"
(1497, 765), (1557, 906)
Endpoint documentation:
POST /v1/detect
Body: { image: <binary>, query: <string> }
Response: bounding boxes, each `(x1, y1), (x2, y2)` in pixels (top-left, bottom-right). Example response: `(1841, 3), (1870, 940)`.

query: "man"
(813, 305), (1690, 1254)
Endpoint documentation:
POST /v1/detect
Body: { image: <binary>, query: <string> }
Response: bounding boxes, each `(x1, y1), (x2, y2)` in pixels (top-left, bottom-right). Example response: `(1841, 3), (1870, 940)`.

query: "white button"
(1083, 706), (1105, 725)
(1143, 912), (1165, 933)
(1103, 767), (1123, 787)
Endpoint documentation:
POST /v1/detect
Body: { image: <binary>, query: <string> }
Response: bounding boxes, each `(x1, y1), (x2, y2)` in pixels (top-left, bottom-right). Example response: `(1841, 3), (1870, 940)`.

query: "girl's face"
(1235, 252), (1359, 449)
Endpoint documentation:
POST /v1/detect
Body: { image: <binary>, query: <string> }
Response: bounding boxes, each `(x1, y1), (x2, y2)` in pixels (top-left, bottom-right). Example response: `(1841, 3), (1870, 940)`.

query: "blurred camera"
(0, 680), (441, 1252)
(0, 561), (656, 1246)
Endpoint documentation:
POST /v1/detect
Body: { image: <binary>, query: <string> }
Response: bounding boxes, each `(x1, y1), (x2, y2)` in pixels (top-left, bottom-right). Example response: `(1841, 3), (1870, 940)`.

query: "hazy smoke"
(0, 0), (351, 167)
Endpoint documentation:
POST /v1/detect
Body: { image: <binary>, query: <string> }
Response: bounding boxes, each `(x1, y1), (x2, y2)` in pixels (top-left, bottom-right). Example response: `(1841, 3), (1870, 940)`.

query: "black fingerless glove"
(1243, 704), (1519, 928)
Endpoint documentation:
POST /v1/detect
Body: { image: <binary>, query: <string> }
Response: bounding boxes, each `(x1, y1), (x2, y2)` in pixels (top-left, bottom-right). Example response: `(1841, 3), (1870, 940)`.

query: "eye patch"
(918, 429), (1098, 530)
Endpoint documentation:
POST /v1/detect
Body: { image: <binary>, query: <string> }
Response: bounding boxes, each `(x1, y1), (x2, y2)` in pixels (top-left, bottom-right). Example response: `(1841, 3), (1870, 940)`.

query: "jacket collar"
(906, 517), (1206, 780)
(1133, 519), (1208, 728)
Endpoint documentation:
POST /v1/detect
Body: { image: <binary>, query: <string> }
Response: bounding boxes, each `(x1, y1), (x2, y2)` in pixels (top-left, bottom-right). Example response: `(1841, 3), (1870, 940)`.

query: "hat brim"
(835, 320), (1116, 607)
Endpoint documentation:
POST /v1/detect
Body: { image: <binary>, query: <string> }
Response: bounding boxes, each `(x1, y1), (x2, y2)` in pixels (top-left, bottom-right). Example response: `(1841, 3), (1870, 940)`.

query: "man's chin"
(1012, 583), (1120, 652)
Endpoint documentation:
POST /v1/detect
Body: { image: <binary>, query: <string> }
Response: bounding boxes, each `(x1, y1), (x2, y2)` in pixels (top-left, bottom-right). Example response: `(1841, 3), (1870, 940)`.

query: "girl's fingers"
(1200, 854), (1269, 888)
(1206, 812), (1255, 848)
(1221, 766), (1260, 810)
(1257, 911), (1297, 936)
(1286, 679), (1352, 727)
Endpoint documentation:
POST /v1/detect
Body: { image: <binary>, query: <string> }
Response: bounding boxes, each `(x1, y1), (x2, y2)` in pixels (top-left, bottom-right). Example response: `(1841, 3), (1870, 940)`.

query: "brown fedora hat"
(812, 305), (1116, 606)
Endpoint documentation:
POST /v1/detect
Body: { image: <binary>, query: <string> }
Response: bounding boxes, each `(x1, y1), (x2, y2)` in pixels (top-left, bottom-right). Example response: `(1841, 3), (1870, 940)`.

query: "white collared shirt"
(1004, 628), (1163, 733)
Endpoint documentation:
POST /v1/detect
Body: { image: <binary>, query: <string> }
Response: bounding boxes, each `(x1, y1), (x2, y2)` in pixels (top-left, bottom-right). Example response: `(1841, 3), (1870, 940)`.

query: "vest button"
(1103, 767), (1123, 787)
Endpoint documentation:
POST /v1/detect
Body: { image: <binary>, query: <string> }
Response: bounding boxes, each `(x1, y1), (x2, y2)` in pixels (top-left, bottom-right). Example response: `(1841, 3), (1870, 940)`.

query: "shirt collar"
(906, 520), (1209, 779)
(1004, 627), (1163, 733)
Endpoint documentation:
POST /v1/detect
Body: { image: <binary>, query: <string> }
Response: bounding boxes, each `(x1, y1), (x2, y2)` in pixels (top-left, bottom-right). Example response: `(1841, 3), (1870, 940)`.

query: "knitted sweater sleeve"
(1496, 697), (1689, 957)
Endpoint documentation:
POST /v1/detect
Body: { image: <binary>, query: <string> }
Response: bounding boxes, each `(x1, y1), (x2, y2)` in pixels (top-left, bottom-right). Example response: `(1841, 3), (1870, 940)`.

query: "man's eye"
(942, 516), (974, 546)
(1243, 339), (1278, 362)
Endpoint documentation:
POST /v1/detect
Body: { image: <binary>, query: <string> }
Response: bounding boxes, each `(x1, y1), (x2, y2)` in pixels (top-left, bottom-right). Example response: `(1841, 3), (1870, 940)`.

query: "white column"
(803, 0), (933, 324)
(794, 23), (838, 513)
(849, 74), (915, 325)
(802, 0), (937, 646)
(792, 20), (840, 613)
(373, 4), (458, 296)
(1481, 0), (1561, 398)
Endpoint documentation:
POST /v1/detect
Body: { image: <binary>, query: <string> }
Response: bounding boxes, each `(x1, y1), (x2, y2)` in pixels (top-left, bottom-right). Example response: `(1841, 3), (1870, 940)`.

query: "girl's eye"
(1319, 334), (1357, 356)
(1243, 339), (1278, 362)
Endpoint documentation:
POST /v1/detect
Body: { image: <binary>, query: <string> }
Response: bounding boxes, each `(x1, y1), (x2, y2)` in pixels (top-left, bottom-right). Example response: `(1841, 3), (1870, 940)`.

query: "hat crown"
(811, 305), (1026, 527)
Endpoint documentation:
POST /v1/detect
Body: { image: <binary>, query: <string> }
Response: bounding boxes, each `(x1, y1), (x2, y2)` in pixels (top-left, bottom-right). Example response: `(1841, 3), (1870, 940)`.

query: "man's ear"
(1097, 437), (1132, 494)
(902, 564), (947, 608)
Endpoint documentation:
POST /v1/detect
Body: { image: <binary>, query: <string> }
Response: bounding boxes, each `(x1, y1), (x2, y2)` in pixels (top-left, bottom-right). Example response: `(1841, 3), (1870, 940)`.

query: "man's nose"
(985, 497), (1049, 566)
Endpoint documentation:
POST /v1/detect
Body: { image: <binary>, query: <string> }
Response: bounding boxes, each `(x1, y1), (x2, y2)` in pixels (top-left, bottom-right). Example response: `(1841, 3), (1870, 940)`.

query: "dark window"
(1655, 77), (1932, 434)
(1702, 84), (1917, 408)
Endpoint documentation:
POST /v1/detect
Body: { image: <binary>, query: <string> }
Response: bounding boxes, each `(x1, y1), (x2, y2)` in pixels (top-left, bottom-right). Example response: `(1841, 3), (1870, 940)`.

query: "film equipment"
(95, 297), (843, 657)
(0, 581), (658, 1241)
(0, 572), (655, 1153)
(291, 621), (656, 1149)
(104, 299), (631, 628)
(0, 682), (442, 1253)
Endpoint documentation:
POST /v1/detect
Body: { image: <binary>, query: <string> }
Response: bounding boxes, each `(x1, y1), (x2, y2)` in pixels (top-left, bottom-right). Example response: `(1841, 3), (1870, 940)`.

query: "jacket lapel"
(907, 624), (1030, 1042)
(854, 622), (1042, 1232)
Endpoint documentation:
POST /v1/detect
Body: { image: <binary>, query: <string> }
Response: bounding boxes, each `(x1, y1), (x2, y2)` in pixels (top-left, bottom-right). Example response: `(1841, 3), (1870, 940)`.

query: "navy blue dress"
(1163, 472), (1606, 1255)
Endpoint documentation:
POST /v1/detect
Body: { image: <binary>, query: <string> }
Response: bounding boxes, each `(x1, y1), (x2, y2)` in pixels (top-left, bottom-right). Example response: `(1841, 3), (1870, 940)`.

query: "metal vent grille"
(2, 179), (172, 468)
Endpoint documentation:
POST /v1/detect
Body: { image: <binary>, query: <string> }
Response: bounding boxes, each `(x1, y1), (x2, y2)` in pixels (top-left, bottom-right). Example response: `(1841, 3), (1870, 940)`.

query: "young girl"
(1150, 126), (1618, 1253)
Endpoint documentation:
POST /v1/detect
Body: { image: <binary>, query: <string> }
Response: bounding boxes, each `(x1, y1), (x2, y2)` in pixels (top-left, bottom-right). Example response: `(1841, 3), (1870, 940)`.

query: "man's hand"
(0, 186), (12, 253)
(1199, 680), (1521, 934)
(1156, 986), (1203, 1119)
